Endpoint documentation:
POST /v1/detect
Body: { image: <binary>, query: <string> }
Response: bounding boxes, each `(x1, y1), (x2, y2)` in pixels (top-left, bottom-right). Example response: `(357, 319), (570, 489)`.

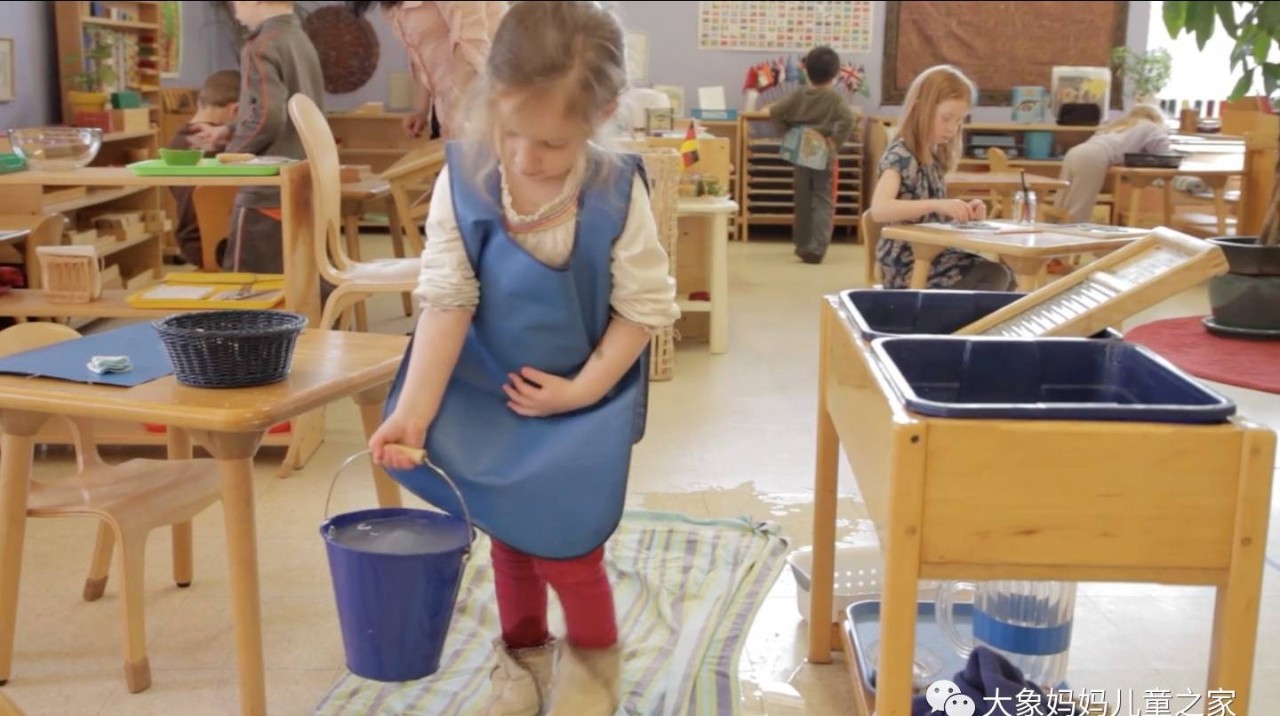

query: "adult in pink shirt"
(349, 1), (506, 139)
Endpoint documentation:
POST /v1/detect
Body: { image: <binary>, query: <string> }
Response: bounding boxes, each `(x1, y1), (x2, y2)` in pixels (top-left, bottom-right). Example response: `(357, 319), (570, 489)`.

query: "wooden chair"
(860, 211), (883, 287)
(288, 93), (421, 330)
(192, 185), (238, 271)
(383, 148), (446, 258)
(984, 148), (1012, 218)
(381, 147), (447, 317)
(0, 323), (222, 693)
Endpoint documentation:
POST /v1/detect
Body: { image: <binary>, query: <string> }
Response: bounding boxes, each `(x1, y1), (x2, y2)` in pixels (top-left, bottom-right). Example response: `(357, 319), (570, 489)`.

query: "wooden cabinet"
(738, 111), (864, 241)
(55, 1), (165, 128)
(0, 131), (165, 292)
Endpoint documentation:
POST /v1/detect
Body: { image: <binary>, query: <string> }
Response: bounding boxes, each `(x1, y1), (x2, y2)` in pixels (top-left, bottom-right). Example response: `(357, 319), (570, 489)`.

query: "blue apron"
(383, 143), (650, 560)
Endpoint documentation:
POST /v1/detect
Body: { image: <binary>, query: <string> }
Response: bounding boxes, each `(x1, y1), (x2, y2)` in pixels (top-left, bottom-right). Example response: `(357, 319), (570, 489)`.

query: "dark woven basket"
(154, 310), (308, 389)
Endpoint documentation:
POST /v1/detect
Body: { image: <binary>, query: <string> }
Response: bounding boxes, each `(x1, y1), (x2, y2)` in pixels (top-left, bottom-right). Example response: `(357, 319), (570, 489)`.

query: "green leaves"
(1232, 67), (1256, 101)
(1165, 1), (1280, 102)
(1264, 62), (1280, 97)
(1163, 0), (1188, 38)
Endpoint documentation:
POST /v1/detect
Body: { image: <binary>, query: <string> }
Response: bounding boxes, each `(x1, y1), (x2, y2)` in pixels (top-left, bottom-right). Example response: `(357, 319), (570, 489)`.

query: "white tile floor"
(2, 236), (1278, 716)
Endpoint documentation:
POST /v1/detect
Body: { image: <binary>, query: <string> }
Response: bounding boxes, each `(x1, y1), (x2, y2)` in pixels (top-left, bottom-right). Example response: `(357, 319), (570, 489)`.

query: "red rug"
(1124, 316), (1280, 394)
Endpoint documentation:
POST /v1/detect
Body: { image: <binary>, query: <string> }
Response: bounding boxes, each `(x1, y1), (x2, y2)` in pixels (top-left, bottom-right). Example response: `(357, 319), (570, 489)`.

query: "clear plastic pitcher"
(1012, 189), (1037, 224)
(935, 580), (1075, 690)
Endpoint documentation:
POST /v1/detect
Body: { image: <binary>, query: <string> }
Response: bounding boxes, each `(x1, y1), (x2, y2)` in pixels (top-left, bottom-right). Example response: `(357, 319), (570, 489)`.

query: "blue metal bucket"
(320, 451), (473, 682)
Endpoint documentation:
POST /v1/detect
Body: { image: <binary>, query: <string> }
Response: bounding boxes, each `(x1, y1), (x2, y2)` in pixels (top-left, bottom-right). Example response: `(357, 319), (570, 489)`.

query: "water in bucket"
(322, 507), (472, 682)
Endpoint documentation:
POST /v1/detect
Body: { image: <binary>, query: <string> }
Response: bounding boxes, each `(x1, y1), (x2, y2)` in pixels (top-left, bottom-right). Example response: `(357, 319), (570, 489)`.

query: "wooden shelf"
(56, 2), (167, 124)
(739, 110), (864, 241)
(964, 122), (1099, 132)
(103, 129), (157, 143)
(45, 185), (152, 214)
(81, 17), (159, 31)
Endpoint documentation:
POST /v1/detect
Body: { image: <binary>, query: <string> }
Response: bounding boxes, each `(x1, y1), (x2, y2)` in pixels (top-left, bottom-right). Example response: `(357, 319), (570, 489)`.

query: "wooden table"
(1111, 163), (1243, 233)
(0, 329), (409, 715)
(676, 197), (737, 355)
(807, 295), (1276, 716)
(882, 224), (1145, 290)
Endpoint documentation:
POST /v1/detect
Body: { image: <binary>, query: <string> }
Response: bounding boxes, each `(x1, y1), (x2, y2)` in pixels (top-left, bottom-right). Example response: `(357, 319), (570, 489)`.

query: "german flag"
(680, 122), (699, 169)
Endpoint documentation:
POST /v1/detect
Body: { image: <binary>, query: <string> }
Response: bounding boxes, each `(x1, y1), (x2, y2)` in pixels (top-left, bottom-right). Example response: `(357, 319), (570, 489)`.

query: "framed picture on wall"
(0, 39), (13, 103)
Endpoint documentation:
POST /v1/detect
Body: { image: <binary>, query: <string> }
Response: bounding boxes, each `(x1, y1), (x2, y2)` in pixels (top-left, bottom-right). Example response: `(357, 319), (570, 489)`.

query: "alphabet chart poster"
(697, 1), (873, 53)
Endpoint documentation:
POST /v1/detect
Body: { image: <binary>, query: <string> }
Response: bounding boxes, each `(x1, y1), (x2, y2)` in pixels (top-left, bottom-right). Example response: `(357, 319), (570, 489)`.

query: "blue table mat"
(0, 322), (173, 387)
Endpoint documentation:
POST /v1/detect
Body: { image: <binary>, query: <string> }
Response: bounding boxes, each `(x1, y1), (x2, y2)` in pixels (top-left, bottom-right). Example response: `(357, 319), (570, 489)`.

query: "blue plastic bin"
(869, 337), (1236, 423)
(839, 290), (1122, 340)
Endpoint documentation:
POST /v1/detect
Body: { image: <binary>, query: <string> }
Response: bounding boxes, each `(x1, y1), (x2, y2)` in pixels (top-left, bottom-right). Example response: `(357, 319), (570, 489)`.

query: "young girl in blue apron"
(368, 2), (680, 714)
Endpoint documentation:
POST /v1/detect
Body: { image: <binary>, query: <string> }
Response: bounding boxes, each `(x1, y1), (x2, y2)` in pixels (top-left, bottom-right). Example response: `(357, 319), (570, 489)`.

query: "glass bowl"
(7, 127), (103, 171)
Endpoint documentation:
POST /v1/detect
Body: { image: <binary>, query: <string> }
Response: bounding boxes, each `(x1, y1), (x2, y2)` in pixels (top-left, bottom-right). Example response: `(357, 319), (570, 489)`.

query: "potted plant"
(1165, 1), (1280, 336)
(1110, 46), (1173, 105)
(65, 30), (118, 115)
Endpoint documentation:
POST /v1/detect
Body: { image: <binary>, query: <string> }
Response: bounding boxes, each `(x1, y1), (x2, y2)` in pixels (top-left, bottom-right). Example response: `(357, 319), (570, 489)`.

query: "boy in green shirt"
(769, 46), (857, 264)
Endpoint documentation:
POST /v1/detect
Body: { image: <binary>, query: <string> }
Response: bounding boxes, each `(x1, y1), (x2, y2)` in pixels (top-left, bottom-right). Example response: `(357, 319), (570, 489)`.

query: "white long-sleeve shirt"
(413, 160), (681, 332)
(1085, 121), (1172, 164)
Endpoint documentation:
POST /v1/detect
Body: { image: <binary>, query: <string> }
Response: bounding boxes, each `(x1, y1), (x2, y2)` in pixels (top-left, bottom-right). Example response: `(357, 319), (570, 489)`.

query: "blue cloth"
(911, 647), (1078, 716)
(384, 142), (650, 560)
(0, 322), (172, 387)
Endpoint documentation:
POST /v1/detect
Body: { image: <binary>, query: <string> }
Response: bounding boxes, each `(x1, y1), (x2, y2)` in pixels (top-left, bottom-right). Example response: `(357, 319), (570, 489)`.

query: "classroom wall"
(0, 1), (1157, 130)
(0, 3), (59, 129)
(614, 0), (1154, 123)
(0, 2), (231, 129)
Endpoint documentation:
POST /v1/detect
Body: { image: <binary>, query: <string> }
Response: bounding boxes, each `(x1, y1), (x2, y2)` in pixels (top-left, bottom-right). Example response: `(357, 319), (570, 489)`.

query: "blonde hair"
(1095, 104), (1167, 136)
(456, 1), (630, 187)
(897, 65), (976, 173)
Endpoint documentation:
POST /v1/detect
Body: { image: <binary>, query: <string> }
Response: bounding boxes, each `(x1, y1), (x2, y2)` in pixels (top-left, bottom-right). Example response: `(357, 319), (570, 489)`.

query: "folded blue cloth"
(911, 647), (1078, 716)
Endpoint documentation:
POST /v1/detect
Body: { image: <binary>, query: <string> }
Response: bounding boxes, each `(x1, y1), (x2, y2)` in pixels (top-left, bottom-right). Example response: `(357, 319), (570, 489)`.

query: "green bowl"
(159, 148), (204, 166)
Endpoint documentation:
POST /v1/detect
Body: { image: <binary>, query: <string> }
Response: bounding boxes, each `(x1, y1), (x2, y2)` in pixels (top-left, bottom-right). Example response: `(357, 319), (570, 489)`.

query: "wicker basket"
(637, 148), (680, 382)
(154, 310), (308, 388)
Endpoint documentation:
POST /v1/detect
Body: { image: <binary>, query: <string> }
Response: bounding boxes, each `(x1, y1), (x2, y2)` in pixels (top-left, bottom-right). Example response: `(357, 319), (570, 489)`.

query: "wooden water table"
(806, 293), (1277, 715)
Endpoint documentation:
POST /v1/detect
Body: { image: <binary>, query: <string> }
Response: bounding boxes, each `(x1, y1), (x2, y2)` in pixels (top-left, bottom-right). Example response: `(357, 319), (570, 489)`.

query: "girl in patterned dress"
(868, 65), (1016, 290)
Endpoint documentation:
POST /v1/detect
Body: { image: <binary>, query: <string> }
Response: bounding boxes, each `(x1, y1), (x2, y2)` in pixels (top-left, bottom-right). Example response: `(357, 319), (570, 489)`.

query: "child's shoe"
(545, 643), (623, 716)
(483, 638), (556, 716)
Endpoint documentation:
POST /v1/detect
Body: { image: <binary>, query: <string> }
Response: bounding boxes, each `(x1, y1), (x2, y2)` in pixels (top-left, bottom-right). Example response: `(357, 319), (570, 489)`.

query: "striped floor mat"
(314, 510), (789, 715)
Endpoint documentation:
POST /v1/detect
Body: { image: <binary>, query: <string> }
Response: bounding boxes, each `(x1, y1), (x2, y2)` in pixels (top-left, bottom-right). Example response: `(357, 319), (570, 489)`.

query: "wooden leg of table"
(1206, 428), (1276, 715)
(908, 245), (943, 290)
(807, 399), (840, 664)
(193, 431), (267, 716)
(83, 522), (114, 601)
(354, 386), (403, 509)
(875, 425), (929, 716)
(167, 428), (194, 588)
(343, 215), (369, 333)
(1003, 257), (1050, 291)
(0, 412), (48, 686)
(708, 213), (730, 355)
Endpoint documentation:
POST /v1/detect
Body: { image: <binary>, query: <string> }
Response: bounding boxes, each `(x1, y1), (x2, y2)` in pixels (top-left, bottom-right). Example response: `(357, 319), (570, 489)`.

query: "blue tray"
(846, 599), (971, 696)
(839, 289), (1122, 340)
(869, 337), (1236, 424)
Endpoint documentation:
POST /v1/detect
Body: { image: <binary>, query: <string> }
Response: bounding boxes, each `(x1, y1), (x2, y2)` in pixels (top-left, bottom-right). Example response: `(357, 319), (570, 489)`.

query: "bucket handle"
(325, 445), (476, 555)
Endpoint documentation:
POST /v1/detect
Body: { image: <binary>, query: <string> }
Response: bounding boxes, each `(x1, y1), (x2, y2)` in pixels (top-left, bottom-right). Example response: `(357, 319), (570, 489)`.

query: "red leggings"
(490, 539), (617, 650)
